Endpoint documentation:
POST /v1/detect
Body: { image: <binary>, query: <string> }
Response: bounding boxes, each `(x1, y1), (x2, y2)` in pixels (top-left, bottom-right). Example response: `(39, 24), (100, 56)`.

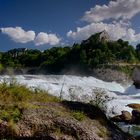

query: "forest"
(0, 32), (140, 74)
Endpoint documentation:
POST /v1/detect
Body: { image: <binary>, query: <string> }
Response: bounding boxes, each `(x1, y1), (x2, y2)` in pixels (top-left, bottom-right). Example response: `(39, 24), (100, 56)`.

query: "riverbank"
(0, 81), (134, 139)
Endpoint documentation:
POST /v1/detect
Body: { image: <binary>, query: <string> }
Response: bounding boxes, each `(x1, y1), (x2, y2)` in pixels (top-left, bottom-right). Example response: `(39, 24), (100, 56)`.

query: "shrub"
(90, 88), (114, 113)
(72, 111), (85, 121)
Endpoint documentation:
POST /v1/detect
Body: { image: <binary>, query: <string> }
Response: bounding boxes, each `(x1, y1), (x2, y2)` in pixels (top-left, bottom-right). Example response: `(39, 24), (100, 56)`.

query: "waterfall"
(0, 74), (140, 115)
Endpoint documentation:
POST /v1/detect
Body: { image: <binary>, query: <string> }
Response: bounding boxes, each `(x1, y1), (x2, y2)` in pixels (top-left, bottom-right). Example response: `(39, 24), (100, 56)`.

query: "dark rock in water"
(133, 81), (140, 89)
(132, 68), (140, 89)
(111, 111), (132, 123)
(112, 104), (140, 125)
(111, 115), (123, 122)
(132, 110), (140, 124)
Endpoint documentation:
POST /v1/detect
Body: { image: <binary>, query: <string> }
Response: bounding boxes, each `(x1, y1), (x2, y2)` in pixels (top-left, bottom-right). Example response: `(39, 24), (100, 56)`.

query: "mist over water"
(1, 74), (140, 115)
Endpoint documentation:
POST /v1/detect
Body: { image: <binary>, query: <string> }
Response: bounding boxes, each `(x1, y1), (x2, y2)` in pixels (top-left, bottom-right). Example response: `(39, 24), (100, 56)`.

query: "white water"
(1, 75), (140, 115)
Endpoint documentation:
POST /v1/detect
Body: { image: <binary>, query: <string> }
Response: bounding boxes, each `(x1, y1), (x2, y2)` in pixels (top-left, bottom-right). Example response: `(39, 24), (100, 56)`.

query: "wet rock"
(127, 103), (140, 110)
(133, 81), (140, 89)
(112, 104), (140, 125)
(121, 111), (132, 122)
(132, 68), (140, 89)
(111, 111), (132, 123)
(111, 115), (123, 122)
(132, 110), (140, 124)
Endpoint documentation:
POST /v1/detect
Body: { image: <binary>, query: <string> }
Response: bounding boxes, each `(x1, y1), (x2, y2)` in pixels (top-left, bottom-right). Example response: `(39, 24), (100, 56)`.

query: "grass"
(0, 79), (61, 139)
(72, 111), (85, 121)
(0, 79), (60, 122)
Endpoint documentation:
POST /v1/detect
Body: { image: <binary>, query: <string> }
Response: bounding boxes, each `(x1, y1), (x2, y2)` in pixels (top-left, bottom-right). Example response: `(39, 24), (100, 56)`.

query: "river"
(0, 74), (139, 114)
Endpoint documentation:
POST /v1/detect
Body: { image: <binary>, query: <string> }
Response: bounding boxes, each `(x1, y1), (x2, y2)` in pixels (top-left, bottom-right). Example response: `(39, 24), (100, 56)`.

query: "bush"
(90, 88), (114, 113)
(72, 111), (85, 121)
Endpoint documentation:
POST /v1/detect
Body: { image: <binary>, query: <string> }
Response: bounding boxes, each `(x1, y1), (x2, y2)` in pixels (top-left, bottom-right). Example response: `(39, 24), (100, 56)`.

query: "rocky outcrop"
(99, 30), (110, 42)
(127, 103), (140, 124)
(92, 68), (130, 83)
(132, 110), (140, 124)
(111, 111), (132, 123)
(112, 103), (140, 125)
(0, 102), (134, 139)
(132, 68), (140, 89)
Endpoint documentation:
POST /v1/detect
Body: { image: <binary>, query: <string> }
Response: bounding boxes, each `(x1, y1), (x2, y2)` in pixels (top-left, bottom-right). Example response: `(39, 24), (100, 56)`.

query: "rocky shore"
(111, 103), (140, 125)
(0, 101), (134, 140)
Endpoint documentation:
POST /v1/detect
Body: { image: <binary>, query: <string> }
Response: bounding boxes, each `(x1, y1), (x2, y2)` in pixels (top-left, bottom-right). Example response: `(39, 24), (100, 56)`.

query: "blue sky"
(0, 0), (140, 51)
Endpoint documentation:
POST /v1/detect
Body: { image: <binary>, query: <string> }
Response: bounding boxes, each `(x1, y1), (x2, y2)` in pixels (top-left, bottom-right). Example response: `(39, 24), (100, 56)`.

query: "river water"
(0, 74), (140, 114)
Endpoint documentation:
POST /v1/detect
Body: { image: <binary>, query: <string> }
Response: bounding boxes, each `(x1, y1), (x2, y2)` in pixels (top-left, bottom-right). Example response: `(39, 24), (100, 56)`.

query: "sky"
(0, 0), (140, 51)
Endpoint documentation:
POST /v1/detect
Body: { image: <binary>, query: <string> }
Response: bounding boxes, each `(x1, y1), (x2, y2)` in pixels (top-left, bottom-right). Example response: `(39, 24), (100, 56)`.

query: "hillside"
(0, 31), (140, 77)
(0, 81), (134, 139)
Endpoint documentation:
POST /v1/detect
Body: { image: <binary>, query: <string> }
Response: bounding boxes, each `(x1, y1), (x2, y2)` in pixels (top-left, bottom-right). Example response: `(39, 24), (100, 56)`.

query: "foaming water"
(0, 75), (140, 115)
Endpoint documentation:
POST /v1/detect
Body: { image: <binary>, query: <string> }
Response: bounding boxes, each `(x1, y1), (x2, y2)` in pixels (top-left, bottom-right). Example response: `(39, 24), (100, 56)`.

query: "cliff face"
(99, 30), (110, 42)
(92, 68), (130, 83)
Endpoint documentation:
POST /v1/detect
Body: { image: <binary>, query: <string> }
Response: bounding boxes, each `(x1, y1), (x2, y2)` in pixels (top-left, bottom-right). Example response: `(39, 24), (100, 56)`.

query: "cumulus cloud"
(35, 32), (60, 46)
(1, 27), (61, 46)
(67, 0), (140, 43)
(83, 0), (140, 23)
(67, 22), (140, 43)
(1, 27), (35, 43)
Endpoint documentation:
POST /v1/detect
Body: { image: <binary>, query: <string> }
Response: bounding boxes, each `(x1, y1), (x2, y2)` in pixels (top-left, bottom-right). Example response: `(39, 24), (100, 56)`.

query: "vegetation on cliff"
(0, 31), (140, 74)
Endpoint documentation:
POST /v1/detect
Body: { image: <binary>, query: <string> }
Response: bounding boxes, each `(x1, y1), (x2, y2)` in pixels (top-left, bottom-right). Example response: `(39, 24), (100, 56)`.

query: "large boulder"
(127, 103), (140, 110)
(121, 111), (132, 122)
(132, 68), (140, 89)
(125, 103), (140, 124)
(111, 111), (132, 123)
(132, 110), (140, 124)
(111, 115), (123, 122)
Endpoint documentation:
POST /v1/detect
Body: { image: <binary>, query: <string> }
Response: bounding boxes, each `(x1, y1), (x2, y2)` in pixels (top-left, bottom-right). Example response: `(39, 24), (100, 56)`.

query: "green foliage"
(0, 79), (59, 122)
(0, 32), (140, 73)
(90, 88), (114, 113)
(117, 65), (133, 75)
(72, 111), (85, 121)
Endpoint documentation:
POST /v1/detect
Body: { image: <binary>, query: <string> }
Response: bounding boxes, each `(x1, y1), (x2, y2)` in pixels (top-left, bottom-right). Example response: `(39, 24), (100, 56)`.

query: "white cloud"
(83, 0), (140, 23)
(67, 0), (140, 44)
(35, 32), (60, 46)
(67, 22), (140, 43)
(1, 27), (61, 46)
(1, 27), (35, 43)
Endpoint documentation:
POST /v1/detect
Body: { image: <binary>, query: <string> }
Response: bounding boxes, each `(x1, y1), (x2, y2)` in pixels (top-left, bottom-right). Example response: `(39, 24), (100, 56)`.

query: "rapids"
(0, 74), (140, 115)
